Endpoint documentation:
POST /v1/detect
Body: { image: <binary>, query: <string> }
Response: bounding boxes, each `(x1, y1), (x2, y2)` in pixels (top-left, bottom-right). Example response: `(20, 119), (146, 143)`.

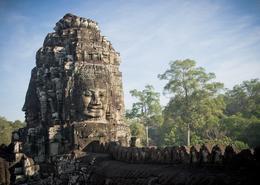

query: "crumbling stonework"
(0, 144), (12, 185)
(9, 13), (130, 184)
(6, 141), (259, 185)
(1, 14), (259, 185)
(21, 13), (129, 156)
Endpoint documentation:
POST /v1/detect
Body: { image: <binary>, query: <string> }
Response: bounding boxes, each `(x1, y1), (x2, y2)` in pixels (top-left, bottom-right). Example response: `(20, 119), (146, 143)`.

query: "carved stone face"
(82, 87), (108, 120)
(72, 64), (112, 122)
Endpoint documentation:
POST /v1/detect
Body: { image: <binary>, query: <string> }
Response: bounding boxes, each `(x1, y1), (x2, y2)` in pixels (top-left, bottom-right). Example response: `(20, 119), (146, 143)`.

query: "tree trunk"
(187, 123), (190, 146)
(146, 125), (149, 147)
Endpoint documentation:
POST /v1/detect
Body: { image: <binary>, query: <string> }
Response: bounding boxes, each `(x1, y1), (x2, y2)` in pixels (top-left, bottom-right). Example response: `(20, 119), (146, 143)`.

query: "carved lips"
(82, 89), (107, 119)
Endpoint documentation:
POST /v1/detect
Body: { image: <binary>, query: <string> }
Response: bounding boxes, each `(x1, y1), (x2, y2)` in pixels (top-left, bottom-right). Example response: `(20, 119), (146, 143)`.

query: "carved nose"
(91, 92), (101, 105)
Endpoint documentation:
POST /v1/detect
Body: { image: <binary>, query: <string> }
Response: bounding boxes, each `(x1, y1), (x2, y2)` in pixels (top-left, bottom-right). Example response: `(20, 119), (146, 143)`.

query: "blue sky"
(0, 0), (260, 121)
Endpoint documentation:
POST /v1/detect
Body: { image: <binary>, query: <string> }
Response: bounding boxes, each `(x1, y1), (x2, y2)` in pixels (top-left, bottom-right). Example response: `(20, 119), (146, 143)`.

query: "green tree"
(126, 85), (163, 146)
(126, 118), (146, 146)
(220, 114), (250, 140)
(0, 116), (25, 145)
(242, 119), (260, 147)
(225, 79), (260, 118)
(158, 59), (224, 146)
(221, 80), (260, 147)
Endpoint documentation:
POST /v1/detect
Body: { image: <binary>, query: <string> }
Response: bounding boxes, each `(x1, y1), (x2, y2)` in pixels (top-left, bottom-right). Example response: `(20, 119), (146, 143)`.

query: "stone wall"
(5, 141), (258, 185)
(2, 135), (259, 184)
(85, 141), (258, 167)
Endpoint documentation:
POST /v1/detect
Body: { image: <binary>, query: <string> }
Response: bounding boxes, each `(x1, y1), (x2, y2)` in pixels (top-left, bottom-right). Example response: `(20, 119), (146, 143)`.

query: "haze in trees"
(126, 85), (163, 146)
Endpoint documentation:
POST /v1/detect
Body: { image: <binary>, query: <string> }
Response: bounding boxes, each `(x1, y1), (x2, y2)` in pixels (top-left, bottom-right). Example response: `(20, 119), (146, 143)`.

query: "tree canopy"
(0, 116), (25, 145)
(126, 85), (163, 146)
(158, 59), (224, 146)
(224, 79), (260, 118)
(126, 85), (163, 127)
(127, 59), (259, 149)
(221, 79), (260, 147)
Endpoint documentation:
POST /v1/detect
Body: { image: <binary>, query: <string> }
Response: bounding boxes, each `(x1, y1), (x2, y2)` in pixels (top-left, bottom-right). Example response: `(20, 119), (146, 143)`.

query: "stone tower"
(18, 13), (130, 162)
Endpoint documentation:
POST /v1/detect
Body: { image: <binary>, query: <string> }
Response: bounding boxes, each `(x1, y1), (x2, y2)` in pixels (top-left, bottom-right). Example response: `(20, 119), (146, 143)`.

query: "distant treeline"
(126, 59), (260, 149)
(0, 117), (25, 145)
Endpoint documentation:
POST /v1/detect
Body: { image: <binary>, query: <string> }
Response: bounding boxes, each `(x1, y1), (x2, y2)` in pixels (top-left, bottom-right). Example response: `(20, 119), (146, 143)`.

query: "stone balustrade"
(85, 141), (258, 166)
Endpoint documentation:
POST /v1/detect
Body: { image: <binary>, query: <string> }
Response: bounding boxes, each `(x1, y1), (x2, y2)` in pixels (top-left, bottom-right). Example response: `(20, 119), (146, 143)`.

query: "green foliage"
(0, 116), (25, 145)
(127, 85), (163, 126)
(126, 85), (163, 145)
(220, 114), (250, 140)
(242, 120), (260, 147)
(128, 60), (259, 149)
(159, 109), (186, 146)
(202, 136), (249, 150)
(162, 125), (186, 146)
(127, 118), (145, 138)
(225, 79), (260, 118)
(158, 59), (225, 146)
(127, 118), (146, 146)
(233, 140), (250, 150)
(158, 59), (223, 97)
(221, 79), (260, 147)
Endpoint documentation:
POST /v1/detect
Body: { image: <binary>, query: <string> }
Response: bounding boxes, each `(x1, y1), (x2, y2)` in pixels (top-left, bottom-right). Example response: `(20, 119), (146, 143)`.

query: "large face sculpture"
(82, 86), (108, 121)
(74, 67), (110, 122)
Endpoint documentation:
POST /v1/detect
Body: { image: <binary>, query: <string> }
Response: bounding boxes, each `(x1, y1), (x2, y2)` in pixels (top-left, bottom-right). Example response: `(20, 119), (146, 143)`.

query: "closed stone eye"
(84, 91), (92, 96)
(99, 92), (104, 97)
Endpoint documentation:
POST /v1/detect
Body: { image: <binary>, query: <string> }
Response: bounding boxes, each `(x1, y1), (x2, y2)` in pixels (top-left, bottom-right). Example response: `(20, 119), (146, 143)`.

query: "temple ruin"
(20, 13), (130, 161)
(0, 14), (259, 185)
